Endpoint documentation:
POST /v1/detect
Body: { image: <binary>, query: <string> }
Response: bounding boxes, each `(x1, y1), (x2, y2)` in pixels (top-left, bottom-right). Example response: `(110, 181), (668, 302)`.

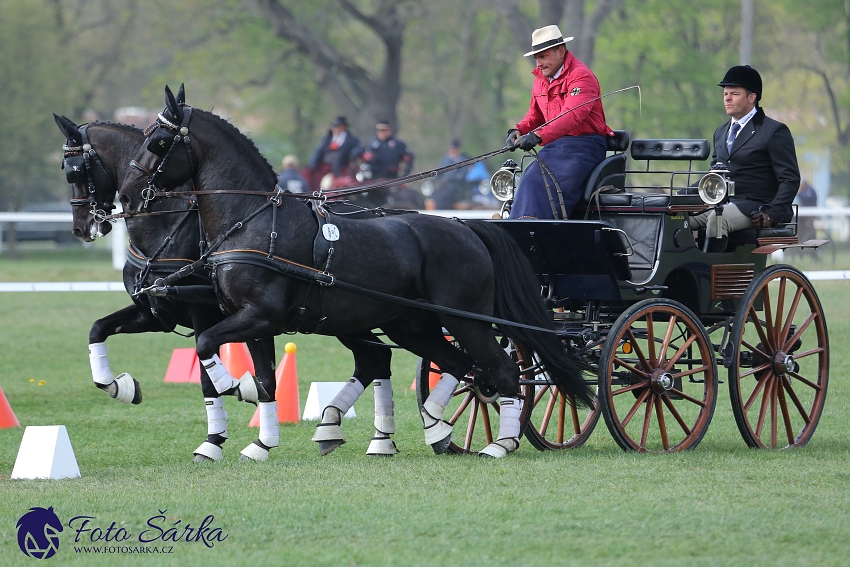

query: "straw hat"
(524, 25), (573, 57)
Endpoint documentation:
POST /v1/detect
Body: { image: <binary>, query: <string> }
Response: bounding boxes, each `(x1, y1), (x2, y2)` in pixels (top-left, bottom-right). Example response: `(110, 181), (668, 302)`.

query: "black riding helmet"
(718, 65), (762, 102)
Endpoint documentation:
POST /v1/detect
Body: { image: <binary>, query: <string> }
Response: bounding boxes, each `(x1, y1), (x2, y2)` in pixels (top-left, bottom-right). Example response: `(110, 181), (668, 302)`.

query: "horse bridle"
(61, 125), (116, 223)
(129, 105), (194, 208)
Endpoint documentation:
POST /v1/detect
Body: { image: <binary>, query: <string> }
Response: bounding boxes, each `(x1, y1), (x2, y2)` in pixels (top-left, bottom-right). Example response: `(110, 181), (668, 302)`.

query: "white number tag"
(322, 224), (340, 241)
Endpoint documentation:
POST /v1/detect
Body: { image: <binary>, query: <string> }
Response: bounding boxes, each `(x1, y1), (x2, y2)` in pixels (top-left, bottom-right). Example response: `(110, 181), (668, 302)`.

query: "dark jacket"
(362, 136), (414, 179)
(712, 107), (800, 223)
(277, 168), (309, 193)
(307, 130), (362, 176)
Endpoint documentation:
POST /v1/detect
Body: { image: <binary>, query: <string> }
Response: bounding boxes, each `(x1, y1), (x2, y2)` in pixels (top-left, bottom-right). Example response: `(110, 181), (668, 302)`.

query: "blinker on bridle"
(61, 124), (115, 224)
(130, 105), (194, 209)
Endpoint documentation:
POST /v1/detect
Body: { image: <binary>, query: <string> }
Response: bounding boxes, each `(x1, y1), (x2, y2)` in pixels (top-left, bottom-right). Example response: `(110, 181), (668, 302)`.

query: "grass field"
(0, 249), (848, 566)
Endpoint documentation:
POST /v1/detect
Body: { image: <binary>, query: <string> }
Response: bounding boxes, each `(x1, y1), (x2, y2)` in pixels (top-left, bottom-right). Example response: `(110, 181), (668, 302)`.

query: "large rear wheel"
(598, 299), (718, 453)
(728, 265), (828, 448)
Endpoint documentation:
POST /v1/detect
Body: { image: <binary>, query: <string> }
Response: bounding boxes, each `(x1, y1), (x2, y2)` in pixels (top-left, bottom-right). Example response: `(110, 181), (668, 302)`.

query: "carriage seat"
(572, 131), (630, 215)
(630, 138), (711, 162)
(727, 225), (796, 246)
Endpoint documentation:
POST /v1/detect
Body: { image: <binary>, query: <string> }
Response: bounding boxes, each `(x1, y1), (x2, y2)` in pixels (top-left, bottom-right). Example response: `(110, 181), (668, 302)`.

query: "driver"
(506, 25), (612, 219)
(690, 65), (801, 252)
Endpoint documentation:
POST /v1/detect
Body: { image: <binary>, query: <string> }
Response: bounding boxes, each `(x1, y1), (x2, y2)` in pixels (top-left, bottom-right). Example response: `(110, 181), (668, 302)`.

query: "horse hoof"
(366, 437), (398, 456)
(194, 453), (214, 463)
(430, 433), (452, 455)
(239, 442), (270, 462)
(479, 438), (520, 459)
(318, 440), (344, 456)
(193, 441), (223, 462)
(112, 373), (142, 405)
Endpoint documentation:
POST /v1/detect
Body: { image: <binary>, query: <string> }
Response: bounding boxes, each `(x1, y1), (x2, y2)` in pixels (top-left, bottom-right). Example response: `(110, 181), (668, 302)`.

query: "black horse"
(119, 85), (593, 458)
(53, 113), (277, 462)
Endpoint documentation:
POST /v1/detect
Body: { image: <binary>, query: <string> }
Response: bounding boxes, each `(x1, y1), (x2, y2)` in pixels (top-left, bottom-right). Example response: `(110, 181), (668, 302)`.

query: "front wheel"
(597, 299), (718, 453)
(727, 265), (828, 448)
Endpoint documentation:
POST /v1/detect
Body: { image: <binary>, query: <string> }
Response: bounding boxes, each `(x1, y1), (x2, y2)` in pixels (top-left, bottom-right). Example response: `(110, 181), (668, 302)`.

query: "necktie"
(727, 122), (740, 153)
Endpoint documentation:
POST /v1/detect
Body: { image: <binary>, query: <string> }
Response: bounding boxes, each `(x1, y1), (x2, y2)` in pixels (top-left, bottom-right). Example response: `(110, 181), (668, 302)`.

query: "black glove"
(750, 210), (774, 229)
(517, 132), (541, 151)
(505, 128), (520, 148)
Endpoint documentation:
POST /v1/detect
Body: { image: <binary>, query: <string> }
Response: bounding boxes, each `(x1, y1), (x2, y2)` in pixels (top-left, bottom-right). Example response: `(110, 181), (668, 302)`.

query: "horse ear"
(177, 83), (186, 105)
(54, 114), (79, 140)
(163, 85), (183, 121)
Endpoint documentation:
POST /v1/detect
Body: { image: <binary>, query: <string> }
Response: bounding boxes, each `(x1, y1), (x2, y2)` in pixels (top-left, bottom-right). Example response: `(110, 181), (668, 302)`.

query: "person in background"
(690, 65), (801, 252)
(795, 180), (818, 207)
(505, 24), (611, 219)
(357, 120), (421, 208)
(277, 154), (309, 194)
(306, 116), (362, 191)
(433, 140), (471, 209)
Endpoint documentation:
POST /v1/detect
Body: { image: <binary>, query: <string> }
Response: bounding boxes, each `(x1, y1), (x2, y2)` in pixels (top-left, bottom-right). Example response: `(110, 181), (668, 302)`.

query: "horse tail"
(465, 220), (594, 407)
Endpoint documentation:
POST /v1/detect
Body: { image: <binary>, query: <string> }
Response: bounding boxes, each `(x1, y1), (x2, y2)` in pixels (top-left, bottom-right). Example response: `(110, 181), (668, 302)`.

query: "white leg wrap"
(258, 401), (280, 448)
(200, 355), (260, 404)
(113, 372), (140, 404)
(373, 379), (394, 417)
(312, 406), (345, 443)
(374, 415), (395, 435)
(327, 378), (365, 416)
(89, 342), (115, 386)
(201, 354), (240, 394)
(421, 400), (453, 446)
(239, 442), (270, 462)
(480, 397), (523, 458)
(427, 373), (459, 409)
(193, 441), (223, 462)
(205, 397), (228, 438)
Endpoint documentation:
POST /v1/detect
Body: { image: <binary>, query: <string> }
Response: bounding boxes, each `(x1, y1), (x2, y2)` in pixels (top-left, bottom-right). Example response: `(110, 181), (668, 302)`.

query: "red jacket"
(515, 51), (611, 145)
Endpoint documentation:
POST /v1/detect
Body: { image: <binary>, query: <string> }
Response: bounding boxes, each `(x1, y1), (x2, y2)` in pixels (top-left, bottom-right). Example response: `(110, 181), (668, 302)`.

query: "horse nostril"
(72, 228), (84, 238)
(119, 194), (130, 209)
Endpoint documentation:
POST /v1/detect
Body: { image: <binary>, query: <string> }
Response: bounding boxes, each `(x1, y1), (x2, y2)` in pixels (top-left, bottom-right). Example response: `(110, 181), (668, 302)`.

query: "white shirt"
(729, 106), (757, 140)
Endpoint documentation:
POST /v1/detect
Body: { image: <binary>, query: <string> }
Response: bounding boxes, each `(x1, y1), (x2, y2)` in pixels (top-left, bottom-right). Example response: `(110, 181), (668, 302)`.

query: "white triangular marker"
(11, 425), (81, 479)
(302, 382), (356, 420)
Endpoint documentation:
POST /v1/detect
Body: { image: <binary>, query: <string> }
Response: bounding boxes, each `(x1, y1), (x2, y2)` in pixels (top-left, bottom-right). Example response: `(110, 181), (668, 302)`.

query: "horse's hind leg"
(382, 320), (475, 455)
(88, 304), (171, 405)
(312, 333), (394, 456)
(240, 337), (279, 462)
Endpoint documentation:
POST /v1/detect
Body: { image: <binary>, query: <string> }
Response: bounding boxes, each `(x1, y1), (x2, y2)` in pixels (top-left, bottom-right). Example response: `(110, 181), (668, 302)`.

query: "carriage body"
(419, 133), (829, 454)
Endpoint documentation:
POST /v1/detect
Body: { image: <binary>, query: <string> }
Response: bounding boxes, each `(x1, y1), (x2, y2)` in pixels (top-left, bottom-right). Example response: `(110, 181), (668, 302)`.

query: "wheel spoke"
(621, 388), (650, 428)
(743, 371), (772, 412)
(659, 315), (678, 367)
(661, 395), (692, 435)
(741, 337), (772, 362)
(558, 395), (567, 444)
(762, 284), (775, 350)
(788, 370), (823, 392)
(449, 391), (474, 425)
(453, 384), (473, 398)
(480, 402), (493, 445)
(748, 306), (773, 353)
(739, 361), (771, 380)
(770, 374), (778, 448)
(463, 398), (479, 452)
(780, 286), (805, 350)
(568, 396), (581, 437)
(625, 328), (651, 372)
(776, 379), (796, 446)
(538, 388), (558, 435)
(773, 277), (787, 347)
(671, 364), (709, 379)
(654, 396), (669, 450)
(664, 333), (698, 371)
(785, 312), (818, 350)
(645, 313), (657, 365)
(755, 377), (775, 439)
(612, 355), (650, 378)
(640, 393), (654, 448)
(792, 346), (825, 360)
(782, 377), (812, 424)
(666, 387), (707, 407)
(533, 384), (551, 406)
(611, 379), (650, 396)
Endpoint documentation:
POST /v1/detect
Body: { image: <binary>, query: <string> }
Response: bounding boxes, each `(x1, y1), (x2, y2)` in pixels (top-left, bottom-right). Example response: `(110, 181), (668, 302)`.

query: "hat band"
(530, 37), (564, 52)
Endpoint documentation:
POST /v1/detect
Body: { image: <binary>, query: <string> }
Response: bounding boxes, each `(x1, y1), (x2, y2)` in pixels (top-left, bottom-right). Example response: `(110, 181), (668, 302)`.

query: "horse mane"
(90, 121), (143, 135)
(193, 108), (277, 182)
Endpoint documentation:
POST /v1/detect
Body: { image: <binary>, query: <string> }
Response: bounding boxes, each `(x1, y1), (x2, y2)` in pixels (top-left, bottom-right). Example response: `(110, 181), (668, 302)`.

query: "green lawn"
(0, 251), (848, 566)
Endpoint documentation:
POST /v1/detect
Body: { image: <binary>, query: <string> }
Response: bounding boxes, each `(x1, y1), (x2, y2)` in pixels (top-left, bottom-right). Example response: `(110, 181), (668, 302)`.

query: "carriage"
(416, 132), (830, 454)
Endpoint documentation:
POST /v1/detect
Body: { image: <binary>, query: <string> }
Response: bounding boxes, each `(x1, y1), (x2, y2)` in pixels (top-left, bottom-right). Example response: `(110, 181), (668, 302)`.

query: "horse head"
(120, 84), (195, 216)
(53, 114), (118, 242)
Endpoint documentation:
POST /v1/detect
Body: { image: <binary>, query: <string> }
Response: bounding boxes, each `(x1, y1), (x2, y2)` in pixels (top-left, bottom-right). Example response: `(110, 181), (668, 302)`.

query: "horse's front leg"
(239, 337), (279, 462)
(88, 304), (171, 405)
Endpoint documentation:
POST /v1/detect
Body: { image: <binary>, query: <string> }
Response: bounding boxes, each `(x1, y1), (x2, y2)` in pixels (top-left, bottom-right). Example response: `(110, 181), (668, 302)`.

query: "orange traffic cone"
(220, 343), (255, 378)
(411, 362), (442, 390)
(0, 386), (21, 428)
(164, 348), (199, 383)
(249, 342), (300, 426)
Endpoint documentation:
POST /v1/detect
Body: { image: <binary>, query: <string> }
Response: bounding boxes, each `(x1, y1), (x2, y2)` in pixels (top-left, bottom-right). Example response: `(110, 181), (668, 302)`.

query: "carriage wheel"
(523, 346), (600, 450)
(728, 265), (828, 448)
(598, 299), (718, 453)
(416, 331), (533, 455)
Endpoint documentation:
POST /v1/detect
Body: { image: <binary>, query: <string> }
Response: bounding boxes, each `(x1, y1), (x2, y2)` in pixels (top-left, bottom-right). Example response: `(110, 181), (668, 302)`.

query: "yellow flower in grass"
(28, 378), (35, 383)
(38, 380), (46, 386)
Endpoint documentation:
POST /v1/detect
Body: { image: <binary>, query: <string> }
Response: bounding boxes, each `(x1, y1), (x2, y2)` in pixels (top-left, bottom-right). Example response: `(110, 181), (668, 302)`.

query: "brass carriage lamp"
(697, 163), (734, 205)
(490, 159), (521, 202)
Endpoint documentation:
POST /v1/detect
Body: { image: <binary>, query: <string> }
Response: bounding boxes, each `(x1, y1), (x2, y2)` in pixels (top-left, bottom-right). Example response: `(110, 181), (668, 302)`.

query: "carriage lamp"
(697, 164), (734, 205)
(490, 159), (521, 202)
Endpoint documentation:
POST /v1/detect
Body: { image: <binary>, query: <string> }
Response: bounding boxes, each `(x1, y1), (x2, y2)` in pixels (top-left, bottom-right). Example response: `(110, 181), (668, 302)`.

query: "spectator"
(356, 120), (422, 208)
(306, 116), (362, 191)
(795, 180), (818, 207)
(277, 154), (309, 193)
(433, 140), (471, 209)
